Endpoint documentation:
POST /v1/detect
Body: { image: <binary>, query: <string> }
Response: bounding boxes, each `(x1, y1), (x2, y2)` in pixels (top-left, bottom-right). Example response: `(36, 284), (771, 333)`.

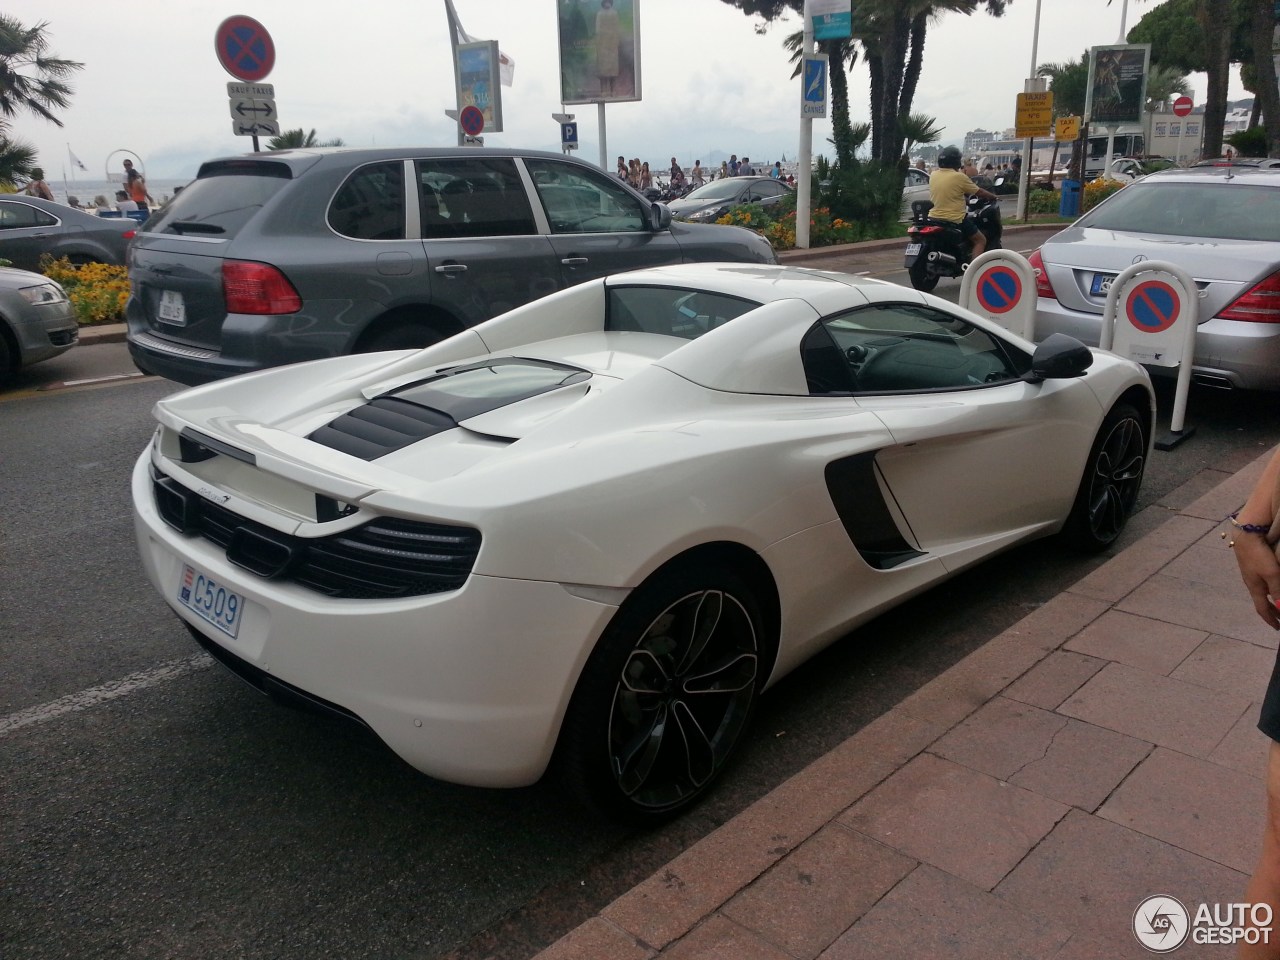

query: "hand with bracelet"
(1228, 447), (1280, 631)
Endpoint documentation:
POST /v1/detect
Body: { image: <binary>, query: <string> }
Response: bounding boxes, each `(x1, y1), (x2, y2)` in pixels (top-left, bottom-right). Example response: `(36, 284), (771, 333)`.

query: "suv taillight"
(1217, 271), (1280, 324)
(222, 260), (302, 315)
(1027, 248), (1057, 301)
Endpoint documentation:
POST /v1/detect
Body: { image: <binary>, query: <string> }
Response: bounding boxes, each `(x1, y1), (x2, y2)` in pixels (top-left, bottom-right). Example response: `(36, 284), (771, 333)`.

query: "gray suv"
(126, 147), (777, 385)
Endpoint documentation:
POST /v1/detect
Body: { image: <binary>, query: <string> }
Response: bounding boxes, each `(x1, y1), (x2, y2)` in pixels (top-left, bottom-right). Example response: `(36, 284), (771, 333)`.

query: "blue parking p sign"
(801, 55), (828, 119)
(561, 122), (578, 145)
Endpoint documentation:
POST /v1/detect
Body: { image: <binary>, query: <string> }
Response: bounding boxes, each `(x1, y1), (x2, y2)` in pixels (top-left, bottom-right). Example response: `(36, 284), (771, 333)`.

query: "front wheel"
(556, 566), (764, 822)
(909, 258), (938, 292)
(1062, 403), (1147, 551)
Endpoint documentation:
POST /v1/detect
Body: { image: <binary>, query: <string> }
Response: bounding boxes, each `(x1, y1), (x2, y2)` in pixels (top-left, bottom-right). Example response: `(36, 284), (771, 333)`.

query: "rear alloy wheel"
(558, 567), (763, 822)
(908, 258), (938, 292)
(1063, 403), (1146, 551)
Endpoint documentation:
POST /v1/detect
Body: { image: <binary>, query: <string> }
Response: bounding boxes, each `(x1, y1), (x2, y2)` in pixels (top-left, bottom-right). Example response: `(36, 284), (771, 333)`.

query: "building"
(963, 129), (996, 155)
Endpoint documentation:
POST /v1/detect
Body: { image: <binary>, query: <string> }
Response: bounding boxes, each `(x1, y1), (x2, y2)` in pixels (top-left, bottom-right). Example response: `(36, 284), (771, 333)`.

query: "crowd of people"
(615, 153), (796, 191)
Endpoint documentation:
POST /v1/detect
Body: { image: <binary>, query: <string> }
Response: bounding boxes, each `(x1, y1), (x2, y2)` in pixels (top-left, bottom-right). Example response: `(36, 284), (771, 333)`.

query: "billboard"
(1085, 44), (1150, 126)
(457, 40), (503, 132)
(557, 0), (642, 104)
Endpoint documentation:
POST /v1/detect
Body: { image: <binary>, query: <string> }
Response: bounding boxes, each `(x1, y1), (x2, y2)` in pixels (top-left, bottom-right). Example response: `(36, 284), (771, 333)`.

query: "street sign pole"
(796, 0), (814, 250)
(1015, 0), (1044, 223)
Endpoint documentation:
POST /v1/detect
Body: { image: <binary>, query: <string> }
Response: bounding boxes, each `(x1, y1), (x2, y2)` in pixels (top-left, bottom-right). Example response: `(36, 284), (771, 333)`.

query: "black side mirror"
(650, 202), (672, 231)
(1026, 333), (1094, 382)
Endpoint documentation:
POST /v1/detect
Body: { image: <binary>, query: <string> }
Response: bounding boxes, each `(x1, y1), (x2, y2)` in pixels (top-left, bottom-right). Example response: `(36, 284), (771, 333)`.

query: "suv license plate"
(905, 242), (922, 256)
(1090, 273), (1117, 296)
(158, 289), (186, 325)
(178, 564), (243, 639)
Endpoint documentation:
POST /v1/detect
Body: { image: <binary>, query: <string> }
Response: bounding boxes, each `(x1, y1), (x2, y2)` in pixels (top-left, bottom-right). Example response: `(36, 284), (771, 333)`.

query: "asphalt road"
(5, 261), (1280, 960)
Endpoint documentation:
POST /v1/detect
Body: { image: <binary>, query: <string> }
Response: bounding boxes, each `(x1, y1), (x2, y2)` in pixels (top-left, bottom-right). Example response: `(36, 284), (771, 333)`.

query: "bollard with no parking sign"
(1099, 260), (1200, 450)
(959, 250), (1038, 341)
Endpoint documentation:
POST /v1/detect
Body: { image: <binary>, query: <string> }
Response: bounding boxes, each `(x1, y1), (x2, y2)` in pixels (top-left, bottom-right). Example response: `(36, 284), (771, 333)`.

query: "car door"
(745, 179), (789, 213)
(521, 157), (683, 285)
(802, 301), (1102, 572)
(416, 157), (559, 324)
(0, 199), (62, 271)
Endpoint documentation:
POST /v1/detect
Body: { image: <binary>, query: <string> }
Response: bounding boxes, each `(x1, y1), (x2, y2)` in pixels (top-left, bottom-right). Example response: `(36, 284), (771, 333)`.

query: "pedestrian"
(728, 154), (739, 177)
(23, 167), (54, 201)
(1228, 446), (1280, 955)
(122, 158), (154, 214)
(639, 161), (652, 191)
(738, 156), (753, 177)
(718, 161), (729, 180)
(914, 158), (927, 172)
(114, 189), (139, 215)
(691, 160), (704, 186)
(770, 161), (782, 179)
(669, 156), (685, 188)
(616, 155), (627, 180)
(962, 157), (979, 178)
(628, 158), (641, 188)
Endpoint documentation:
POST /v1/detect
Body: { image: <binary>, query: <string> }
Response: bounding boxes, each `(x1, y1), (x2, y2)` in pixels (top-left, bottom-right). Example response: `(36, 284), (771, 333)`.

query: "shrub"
(1082, 177), (1125, 212)
(1226, 126), (1266, 158)
(39, 256), (130, 324)
(1027, 189), (1061, 215)
(817, 161), (901, 235)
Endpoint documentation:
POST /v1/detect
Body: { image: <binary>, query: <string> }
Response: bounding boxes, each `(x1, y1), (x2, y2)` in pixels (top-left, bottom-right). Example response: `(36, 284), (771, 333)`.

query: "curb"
(78, 323), (126, 345)
(774, 222), (1062, 264)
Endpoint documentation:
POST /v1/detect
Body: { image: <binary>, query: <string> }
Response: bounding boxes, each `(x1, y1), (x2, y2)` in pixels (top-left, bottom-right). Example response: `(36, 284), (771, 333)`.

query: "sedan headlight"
(18, 281), (68, 305)
(686, 206), (726, 222)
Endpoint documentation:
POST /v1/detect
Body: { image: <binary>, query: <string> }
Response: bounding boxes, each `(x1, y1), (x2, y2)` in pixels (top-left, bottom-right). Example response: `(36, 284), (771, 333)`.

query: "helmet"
(938, 146), (962, 169)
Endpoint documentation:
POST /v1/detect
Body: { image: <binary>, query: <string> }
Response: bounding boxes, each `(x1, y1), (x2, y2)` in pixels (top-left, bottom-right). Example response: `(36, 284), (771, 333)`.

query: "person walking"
(23, 168), (54, 201)
(691, 160), (704, 186)
(1228, 446), (1280, 958)
(123, 158), (154, 214)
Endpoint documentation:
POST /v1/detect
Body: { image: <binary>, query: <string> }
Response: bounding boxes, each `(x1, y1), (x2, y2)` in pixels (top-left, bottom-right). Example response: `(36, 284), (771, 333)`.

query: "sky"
(7, 0), (1250, 183)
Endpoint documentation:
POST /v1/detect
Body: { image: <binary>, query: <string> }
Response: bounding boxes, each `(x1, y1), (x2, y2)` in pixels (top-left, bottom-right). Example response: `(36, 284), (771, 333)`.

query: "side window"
(417, 157), (536, 240)
(804, 304), (1027, 394)
(524, 158), (647, 234)
(328, 161), (405, 240)
(0, 201), (56, 229)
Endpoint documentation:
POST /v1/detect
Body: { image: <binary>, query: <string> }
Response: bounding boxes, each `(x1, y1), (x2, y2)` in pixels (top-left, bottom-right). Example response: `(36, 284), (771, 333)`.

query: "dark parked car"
(0, 196), (137, 271)
(0, 266), (77, 383)
(665, 176), (794, 223)
(125, 147), (778, 385)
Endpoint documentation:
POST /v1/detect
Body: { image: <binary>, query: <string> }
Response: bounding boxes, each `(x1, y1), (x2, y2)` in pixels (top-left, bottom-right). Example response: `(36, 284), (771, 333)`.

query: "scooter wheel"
(909, 259), (939, 292)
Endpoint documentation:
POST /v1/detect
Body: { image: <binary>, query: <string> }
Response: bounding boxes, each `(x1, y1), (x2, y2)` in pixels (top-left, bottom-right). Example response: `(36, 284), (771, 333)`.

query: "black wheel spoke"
(614, 702), (668, 796)
(682, 652), (758, 695)
(1087, 416), (1145, 541)
(670, 700), (715, 787)
(622, 648), (668, 695)
(674, 590), (722, 676)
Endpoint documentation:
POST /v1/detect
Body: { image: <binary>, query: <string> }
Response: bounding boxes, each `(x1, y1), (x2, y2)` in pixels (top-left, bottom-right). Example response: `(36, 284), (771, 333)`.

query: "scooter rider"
(929, 145), (999, 261)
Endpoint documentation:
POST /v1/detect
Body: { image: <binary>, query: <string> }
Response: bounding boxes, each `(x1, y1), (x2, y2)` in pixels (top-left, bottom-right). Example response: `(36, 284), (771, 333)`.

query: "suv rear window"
(143, 161), (292, 236)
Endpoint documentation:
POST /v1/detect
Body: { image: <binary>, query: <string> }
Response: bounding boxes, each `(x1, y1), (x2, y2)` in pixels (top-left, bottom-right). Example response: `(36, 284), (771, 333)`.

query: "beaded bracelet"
(1229, 511), (1272, 535)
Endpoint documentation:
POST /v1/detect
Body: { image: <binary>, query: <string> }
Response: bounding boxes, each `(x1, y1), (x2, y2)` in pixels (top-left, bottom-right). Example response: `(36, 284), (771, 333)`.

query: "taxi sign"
(1015, 91), (1054, 139)
(1055, 116), (1081, 141)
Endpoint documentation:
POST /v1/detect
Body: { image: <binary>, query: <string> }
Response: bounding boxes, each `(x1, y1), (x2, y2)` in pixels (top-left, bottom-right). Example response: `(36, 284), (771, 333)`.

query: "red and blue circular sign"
(459, 105), (485, 137)
(974, 264), (1023, 315)
(215, 15), (275, 83)
(1125, 280), (1181, 333)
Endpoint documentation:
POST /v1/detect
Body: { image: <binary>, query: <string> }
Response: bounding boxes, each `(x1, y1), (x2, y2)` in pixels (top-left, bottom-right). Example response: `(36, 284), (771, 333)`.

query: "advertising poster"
(557, 0), (642, 104)
(457, 40), (503, 132)
(1085, 44), (1150, 125)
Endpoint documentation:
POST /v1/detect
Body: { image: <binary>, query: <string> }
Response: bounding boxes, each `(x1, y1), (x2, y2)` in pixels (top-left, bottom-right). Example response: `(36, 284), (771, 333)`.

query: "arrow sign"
(232, 119), (281, 137)
(229, 98), (276, 120)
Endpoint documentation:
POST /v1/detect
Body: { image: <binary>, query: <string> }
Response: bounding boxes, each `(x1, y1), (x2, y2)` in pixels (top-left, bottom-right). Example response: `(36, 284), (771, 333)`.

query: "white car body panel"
(133, 263), (1154, 788)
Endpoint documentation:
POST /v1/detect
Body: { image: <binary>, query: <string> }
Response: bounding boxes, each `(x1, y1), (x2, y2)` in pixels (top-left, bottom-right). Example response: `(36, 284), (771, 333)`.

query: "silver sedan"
(0, 266), (77, 382)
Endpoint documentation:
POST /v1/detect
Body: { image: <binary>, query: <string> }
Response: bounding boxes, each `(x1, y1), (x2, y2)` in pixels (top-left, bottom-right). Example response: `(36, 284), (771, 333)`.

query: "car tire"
(1062, 402), (1146, 552)
(556, 565), (764, 823)
(0, 326), (13, 383)
(356, 319), (446, 353)
(908, 259), (938, 292)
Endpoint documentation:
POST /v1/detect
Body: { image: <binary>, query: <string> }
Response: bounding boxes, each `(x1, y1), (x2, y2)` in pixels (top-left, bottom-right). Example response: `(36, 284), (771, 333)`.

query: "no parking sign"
(1109, 271), (1192, 366)
(959, 250), (1038, 340)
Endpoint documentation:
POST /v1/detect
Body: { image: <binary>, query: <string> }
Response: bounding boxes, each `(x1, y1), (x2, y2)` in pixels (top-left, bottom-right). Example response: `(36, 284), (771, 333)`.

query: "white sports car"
(132, 263), (1154, 820)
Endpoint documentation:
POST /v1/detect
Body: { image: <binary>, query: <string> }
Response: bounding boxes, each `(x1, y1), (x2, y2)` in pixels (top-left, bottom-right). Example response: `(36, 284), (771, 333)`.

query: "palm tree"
(898, 112), (943, 166)
(783, 31), (860, 167)
(1038, 53), (1090, 119)
(1142, 63), (1190, 154)
(0, 15), (82, 127)
(266, 128), (346, 151)
(0, 129), (37, 189)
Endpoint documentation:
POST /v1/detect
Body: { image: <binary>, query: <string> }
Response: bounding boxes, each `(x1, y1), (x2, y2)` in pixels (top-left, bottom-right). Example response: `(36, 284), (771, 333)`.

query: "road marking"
(45, 372), (147, 389)
(0, 654), (213, 737)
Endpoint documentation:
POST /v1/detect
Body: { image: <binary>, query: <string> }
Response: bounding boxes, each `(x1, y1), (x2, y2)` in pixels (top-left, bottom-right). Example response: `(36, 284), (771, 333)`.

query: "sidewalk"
(533, 450), (1278, 960)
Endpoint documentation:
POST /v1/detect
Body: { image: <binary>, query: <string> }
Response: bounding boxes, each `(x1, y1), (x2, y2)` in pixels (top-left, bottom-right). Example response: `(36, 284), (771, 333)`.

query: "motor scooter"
(903, 195), (1003, 292)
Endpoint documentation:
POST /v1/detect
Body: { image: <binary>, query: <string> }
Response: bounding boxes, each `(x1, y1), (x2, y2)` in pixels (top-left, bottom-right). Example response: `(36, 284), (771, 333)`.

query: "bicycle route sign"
(216, 15), (275, 83)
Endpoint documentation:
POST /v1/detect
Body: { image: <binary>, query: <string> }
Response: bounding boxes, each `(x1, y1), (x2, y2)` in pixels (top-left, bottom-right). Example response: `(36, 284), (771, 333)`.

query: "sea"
(47, 177), (192, 208)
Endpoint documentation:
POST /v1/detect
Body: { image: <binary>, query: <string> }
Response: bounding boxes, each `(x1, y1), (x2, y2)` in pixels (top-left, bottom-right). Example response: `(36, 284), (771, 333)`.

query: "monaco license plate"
(158, 289), (186, 325)
(178, 564), (243, 639)
(905, 242), (922, 256)
(1090, 272), (1117, 297)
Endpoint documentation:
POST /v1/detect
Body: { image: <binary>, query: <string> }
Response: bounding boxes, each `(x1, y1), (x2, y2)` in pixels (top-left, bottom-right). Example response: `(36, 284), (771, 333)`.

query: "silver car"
(1031, 167), (1280, 391)
(126, 147), (778, 386)
(0, 266), (77, 383)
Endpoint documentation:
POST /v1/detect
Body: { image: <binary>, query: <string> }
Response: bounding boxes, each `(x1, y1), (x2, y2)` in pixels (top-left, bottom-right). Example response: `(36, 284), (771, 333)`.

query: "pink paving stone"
(1068, 514), (1215, 604)
(1166, 540), (1264, 593)
(721, 824), (916, 960)
(1209, 703), (1271, 777)
(600, 710), (943, 950)
(1063, 609), (1207, 676)
(839, 753), (1068, 890)
(1098, 746), (1265, 874)
(531, 917), (655, 960)
(658, 914), (794, 960)
(997, 809), (1248, 948)
(817, 864), (1072, 960)
(1170, 634), (1278, 697)
(1003, 650), (1107, 710)
(1058, 661), (1253, 758)
(1117, 573), (1279, 649)
(1180, 448), (1273, 522)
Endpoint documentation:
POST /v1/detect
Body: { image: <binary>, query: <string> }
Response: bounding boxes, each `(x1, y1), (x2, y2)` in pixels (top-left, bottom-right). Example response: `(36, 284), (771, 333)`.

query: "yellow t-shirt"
(928, 168), (978, 223)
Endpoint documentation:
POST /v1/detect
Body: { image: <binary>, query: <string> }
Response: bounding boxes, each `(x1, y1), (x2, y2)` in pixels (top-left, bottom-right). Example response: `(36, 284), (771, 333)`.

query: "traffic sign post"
(1100, 260), (1200, 448)
(959, 250), (1038, 340)
(459, 105), (485, 143)
(1015, 91), (1054, 139)
(801, 55), (828, 119)
(1173, 96), (1193, 164)
(217, 18), (276, 152)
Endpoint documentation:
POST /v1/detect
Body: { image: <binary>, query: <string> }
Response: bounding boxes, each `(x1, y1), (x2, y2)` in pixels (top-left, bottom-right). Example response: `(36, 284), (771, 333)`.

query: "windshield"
(143, 161), (292, 236)
(682, 180), (744, 201)
(1079, 181), (1280, 242)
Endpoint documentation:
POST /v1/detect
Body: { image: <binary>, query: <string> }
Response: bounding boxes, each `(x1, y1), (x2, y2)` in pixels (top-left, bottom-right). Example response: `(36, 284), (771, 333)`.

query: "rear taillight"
(222, 260), (302, 315)
(122, 229), (136, 240)
(1028, 248), (1057, 301)
(1217, 270), (1280, 324)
